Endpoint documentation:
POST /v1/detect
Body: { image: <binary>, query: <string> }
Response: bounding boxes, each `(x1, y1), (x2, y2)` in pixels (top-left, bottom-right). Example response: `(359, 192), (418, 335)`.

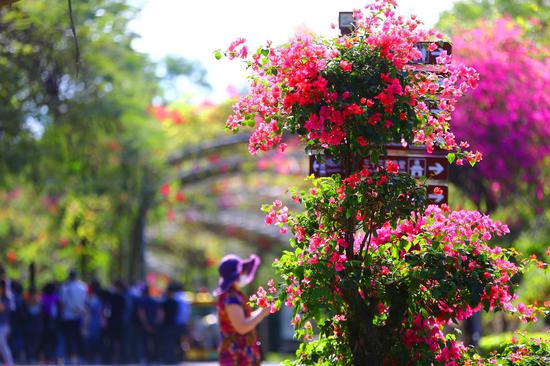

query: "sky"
(129, 0), (458, 103)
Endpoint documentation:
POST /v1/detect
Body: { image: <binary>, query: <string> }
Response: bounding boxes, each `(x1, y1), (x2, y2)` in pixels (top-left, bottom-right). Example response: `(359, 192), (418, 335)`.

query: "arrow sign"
(427, 184), (448, 205)
(428, 192), (445, 203)
(426, 157), (449, 180)
(313, 160), (320, 171)
(429, 162), (444, 176)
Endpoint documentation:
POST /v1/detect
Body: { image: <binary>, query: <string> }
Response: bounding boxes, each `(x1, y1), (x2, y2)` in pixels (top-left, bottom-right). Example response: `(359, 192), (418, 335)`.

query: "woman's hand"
(226, 304), (270, 335)
(259, 306), (271, 318)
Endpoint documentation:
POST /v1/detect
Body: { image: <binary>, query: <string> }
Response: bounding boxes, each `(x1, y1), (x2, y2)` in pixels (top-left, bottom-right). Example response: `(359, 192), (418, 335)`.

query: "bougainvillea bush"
(262, 176), (544, 365)
(219, 0), (548, 364)
(219, 1), (481, 165)
(494, 337), (550, 366)
(451, 19), (550, 211)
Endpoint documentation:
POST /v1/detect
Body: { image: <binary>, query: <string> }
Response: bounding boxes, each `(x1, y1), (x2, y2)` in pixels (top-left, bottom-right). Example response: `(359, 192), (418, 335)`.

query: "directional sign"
(427, 184), (448, 205)
(311, 155), (449, 205)
(426, 157), (449, 180)
(309, 156), (345, 177)
(384, 142), (447, 155)
(362, 155), (448, 180)
(408, 157), (427, 179)
(362, 156), (408, 174)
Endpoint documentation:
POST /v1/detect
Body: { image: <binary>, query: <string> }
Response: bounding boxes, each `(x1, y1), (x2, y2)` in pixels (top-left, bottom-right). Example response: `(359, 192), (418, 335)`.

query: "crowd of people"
(0, 267), (191, 365)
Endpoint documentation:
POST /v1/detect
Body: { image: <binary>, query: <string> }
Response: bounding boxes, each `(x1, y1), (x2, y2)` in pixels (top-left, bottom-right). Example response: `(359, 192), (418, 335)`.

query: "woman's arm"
(226, 304), (269, 335)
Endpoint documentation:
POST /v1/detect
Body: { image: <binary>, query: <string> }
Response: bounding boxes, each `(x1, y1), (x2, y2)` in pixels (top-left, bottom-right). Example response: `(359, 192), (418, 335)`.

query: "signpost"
(309, 156), (345, 177)
(309, 20), (451, 205)
(362, 146), (449, 205)
(309, 149), (449, 205)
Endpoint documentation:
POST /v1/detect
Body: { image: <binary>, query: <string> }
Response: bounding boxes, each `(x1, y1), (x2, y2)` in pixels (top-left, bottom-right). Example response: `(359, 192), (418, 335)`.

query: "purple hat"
(214, 254), (260, 296)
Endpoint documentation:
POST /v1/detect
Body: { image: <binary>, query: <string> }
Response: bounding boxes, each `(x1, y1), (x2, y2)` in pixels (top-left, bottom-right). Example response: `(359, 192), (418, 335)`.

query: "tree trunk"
(346, 283), (408, 366)
(128, 170), (155, 282)
(0, 0), (20, 8)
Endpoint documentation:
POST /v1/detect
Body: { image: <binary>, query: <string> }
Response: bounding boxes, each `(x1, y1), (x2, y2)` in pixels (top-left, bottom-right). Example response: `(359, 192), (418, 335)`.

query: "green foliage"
(0, 0), (173, 281)
(162, 55), (210, 89)
(262, 172), (527, 364)
(437, 0), (550, 43)
(479, 332), (550, 355)
(497, 336), (550, 365)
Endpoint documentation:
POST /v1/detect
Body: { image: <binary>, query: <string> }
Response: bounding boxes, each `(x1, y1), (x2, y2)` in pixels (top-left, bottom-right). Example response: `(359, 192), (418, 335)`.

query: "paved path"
(16, 364), (281, 366)
(185, 363), (280, 366)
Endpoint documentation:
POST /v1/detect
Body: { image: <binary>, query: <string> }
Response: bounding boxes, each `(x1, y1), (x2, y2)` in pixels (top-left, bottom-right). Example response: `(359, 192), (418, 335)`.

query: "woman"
(215, 254), (269, 366)
(0, 280), (14, 366)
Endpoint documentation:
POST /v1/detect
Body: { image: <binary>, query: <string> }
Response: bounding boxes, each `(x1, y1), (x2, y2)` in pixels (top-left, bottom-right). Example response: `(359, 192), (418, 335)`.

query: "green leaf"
(214, 50), (222, 60)
(391, 245), (399, 258)
(447, 152), (456, 164)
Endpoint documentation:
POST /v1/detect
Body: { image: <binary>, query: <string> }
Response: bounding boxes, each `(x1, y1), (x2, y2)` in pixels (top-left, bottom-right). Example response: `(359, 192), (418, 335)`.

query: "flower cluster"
(485, 335), (550, 365)
(249, 281), (278, 313)
(221, 0), (480, 166)
(159, 183), (186, 221)
(148, 105), (184, 124)
(451, 18), (550, 203)
(265, 183), (540, 363)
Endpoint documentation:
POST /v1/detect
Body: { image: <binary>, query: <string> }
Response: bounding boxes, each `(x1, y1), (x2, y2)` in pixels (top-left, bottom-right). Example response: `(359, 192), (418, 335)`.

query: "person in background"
(215, 254), (270, 366)
(40, 282), (59, 363)
(59, 269), (87, 363)
(137, 285), (162, 363)
(24, 289), (44, 363)
(104, 279), (126, 363)
(161, 284), (180, 364)
(8, 280), (26, 362)
(124, 283), (142, 364)
(174, 283), (190, 361)
(0, 280), (14, 366)
(83, 280), (103, 364)
(0, 267), (13, 310)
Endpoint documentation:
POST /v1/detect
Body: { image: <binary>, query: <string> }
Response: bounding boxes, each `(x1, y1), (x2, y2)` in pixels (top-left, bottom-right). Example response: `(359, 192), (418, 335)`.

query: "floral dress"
(217, 288), (261, 366)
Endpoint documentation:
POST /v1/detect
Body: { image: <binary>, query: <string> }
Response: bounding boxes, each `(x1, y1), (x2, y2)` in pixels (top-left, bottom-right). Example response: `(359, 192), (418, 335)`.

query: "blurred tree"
(0, 0), (205, 282)
(0, 0), (19, 8)
(437, 0), (550, 42)
(148, 99), (308, 290)
(448, 19), (549, 215)
(438, 5), (550, 337)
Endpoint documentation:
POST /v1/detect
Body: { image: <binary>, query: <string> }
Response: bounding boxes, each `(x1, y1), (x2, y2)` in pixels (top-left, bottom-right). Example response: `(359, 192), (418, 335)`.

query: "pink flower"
(160, 183), (170, 197)
(340, 60), (352, 72)
(357, 136), (369, 146)
(308, 256), (319, 265)
(386, 160), (399, 174)
(175, 191), (186, 202)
